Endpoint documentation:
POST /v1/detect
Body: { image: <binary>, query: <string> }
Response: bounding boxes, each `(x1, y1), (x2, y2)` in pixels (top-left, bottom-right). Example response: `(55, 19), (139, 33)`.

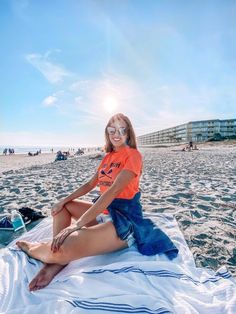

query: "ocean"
(0, 146), (102, 155)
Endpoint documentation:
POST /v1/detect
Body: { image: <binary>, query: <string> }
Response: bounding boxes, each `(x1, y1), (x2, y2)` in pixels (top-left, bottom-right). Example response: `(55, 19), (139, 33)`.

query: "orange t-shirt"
(97, 146), (142, 199)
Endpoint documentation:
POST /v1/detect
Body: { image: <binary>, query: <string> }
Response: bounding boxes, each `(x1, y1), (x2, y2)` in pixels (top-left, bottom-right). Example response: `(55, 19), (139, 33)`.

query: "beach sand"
(0, 142), (235, 276)
(0, 153), (56, 173)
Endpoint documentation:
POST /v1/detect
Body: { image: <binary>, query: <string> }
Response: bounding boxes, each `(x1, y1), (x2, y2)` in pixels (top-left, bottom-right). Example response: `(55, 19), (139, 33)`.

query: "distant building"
(137, 118), (236, 146)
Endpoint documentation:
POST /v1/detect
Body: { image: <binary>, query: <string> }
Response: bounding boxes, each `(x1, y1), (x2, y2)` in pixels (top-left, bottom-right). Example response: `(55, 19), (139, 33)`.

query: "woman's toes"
(16, 241), (31, 253)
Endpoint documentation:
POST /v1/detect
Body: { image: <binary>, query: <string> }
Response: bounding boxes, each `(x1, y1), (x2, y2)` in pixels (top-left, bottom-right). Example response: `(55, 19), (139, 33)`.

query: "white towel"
(0, 213), (235, 313)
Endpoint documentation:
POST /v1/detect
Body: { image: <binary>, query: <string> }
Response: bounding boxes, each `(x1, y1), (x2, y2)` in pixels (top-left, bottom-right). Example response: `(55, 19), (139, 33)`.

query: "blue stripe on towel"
(26, 255), (39, 266)
(66, 300), (171, 313)
(83, 266), (232, 285)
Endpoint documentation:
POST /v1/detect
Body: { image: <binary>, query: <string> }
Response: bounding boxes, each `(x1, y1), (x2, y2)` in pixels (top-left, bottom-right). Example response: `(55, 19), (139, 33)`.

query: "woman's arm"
(76, 169), (136, 229)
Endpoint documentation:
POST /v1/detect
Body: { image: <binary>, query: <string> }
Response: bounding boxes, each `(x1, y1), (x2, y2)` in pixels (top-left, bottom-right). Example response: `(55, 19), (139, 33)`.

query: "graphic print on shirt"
(99, 168), (113, 179)
(98, 162), (121, 188)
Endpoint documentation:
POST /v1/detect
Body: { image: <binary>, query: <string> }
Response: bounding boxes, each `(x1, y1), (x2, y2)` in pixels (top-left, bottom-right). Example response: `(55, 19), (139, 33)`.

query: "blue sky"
(1, 0), (236, 147)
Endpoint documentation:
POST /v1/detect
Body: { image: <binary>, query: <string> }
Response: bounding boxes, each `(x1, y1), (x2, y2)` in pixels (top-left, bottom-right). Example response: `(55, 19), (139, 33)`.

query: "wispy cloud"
(41, 73), (229, 135)
(25, 52), (71, 83)
(134, 83), (236, 135)
(37, 55), (236, 139)
(42, 95), (57, 107)
(41, 73), (143, 125)
(69, 74), (145, 123)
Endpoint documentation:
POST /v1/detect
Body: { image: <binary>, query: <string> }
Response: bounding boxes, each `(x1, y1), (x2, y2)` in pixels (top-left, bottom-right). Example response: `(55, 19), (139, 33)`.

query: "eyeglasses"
(107, 126), (127, 136)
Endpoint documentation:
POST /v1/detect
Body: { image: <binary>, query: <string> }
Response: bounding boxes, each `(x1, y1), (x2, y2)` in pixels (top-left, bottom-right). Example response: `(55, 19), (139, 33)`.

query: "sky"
(1, 0), (236, 147)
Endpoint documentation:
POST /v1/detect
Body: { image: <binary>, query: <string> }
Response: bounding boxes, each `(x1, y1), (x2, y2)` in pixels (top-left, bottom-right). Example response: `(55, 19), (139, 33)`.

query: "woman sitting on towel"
(17, 113), (178, 291)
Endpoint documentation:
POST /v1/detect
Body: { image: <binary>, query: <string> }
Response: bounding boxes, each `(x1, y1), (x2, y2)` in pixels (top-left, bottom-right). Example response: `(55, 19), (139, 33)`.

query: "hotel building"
(137, 118), (236, 146)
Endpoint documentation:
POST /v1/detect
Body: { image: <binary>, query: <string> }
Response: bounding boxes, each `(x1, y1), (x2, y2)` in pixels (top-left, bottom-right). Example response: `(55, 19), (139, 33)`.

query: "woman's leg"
(20, 200), (99, 291)
(53, 199), (98, 236)
(17, 221), (128, 265)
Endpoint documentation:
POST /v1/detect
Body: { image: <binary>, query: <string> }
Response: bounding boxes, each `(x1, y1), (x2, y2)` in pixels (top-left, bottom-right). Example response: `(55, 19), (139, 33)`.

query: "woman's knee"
(52, 203), (72, 219)
(63, 200), (93, 222)
(54, 244), (75, 264)
(63, 201), (75, 214)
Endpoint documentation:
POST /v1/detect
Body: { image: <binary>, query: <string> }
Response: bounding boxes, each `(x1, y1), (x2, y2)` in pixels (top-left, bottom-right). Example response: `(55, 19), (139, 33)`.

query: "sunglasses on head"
(107, 126), (127, 136)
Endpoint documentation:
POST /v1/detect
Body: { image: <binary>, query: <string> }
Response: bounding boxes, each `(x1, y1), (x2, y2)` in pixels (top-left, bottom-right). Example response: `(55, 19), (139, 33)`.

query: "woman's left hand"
(51, 226), (78, 252)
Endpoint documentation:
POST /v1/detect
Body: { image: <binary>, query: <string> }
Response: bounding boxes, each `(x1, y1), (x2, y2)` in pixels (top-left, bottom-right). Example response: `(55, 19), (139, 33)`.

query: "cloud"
(25, 52), (71, 84)
(36, 73), (143, 128)
(69, 80), (90, 92)
(67, 74), (145, 126)
(42, 95), (57, 107)
(34, 66), (236, 141)
(134, 82), (236, 135)
(40, 73), (221, 133)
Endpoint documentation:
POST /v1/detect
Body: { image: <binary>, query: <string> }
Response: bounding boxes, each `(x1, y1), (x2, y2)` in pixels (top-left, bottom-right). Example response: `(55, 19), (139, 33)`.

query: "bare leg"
(17, 221), (127, 281)
(16, 241), (60, 263)
(20, 200), (98, 291)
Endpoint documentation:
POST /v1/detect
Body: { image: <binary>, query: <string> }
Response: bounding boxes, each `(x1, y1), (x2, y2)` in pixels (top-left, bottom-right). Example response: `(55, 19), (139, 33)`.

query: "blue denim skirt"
(92, 196), (136, 247)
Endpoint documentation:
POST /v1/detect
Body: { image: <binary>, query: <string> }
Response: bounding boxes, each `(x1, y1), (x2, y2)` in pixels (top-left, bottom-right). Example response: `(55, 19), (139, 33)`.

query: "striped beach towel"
(0, 213), (235, 313)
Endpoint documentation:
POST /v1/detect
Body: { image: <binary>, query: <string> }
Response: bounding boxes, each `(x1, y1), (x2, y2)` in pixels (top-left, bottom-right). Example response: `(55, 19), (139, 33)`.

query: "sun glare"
(103, 95), (118, 113)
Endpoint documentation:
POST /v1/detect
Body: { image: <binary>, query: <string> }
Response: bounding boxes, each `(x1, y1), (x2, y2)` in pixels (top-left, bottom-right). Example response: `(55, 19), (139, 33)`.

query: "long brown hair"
(104, 113), (137, 153)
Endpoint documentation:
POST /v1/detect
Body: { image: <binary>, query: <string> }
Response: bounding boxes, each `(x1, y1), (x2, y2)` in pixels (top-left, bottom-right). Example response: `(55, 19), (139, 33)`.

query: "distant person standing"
(3, 148), (7, 155)
(189, 141), (193, 150)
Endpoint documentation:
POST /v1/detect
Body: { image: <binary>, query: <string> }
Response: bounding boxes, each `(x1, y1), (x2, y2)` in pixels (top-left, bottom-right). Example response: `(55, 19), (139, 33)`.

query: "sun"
(103, 95), (118, 113)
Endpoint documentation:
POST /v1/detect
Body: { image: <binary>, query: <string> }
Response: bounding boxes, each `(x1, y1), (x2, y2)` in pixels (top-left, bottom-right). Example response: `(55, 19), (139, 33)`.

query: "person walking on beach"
(16, 113), (178, 291)
(189, 141), (193, 150)
(3, 148), (7, 155)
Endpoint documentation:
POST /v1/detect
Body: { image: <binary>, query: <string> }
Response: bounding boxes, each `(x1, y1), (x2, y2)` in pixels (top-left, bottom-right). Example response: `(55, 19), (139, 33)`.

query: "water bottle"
(11, 210), (26, 232)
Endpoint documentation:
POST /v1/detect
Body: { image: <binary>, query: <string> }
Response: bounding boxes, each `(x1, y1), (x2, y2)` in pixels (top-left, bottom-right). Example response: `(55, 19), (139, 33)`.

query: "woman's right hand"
(51, 201), (65, 216)
(51, 225), (78, 252)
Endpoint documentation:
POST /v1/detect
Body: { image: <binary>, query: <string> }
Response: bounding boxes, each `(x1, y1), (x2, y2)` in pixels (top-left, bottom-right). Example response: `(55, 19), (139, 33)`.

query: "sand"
(0, 142), (235, 276)
(0, 153), (56, 173)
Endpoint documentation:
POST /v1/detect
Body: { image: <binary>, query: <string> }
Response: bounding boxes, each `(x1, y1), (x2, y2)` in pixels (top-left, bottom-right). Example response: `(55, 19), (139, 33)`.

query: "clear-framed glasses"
(107, 126), (127, 136)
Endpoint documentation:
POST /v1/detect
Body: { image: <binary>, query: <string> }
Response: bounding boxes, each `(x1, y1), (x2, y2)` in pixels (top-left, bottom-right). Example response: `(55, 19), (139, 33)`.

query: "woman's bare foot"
(29, 263), (65, 291)
(16, 241), (65, 290)
(16, 240), (38, 255)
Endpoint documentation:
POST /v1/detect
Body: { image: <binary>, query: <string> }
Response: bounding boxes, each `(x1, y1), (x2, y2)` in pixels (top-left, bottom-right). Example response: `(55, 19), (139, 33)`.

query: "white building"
(137, 119), (236, 146)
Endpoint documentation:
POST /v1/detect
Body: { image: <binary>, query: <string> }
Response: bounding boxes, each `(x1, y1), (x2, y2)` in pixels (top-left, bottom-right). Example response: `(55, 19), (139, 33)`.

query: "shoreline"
(1, 141), (236, 174)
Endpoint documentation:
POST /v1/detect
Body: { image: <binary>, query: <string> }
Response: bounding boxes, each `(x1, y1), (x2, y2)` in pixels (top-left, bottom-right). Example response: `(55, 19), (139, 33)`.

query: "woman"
(17, 113), (178, 291)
